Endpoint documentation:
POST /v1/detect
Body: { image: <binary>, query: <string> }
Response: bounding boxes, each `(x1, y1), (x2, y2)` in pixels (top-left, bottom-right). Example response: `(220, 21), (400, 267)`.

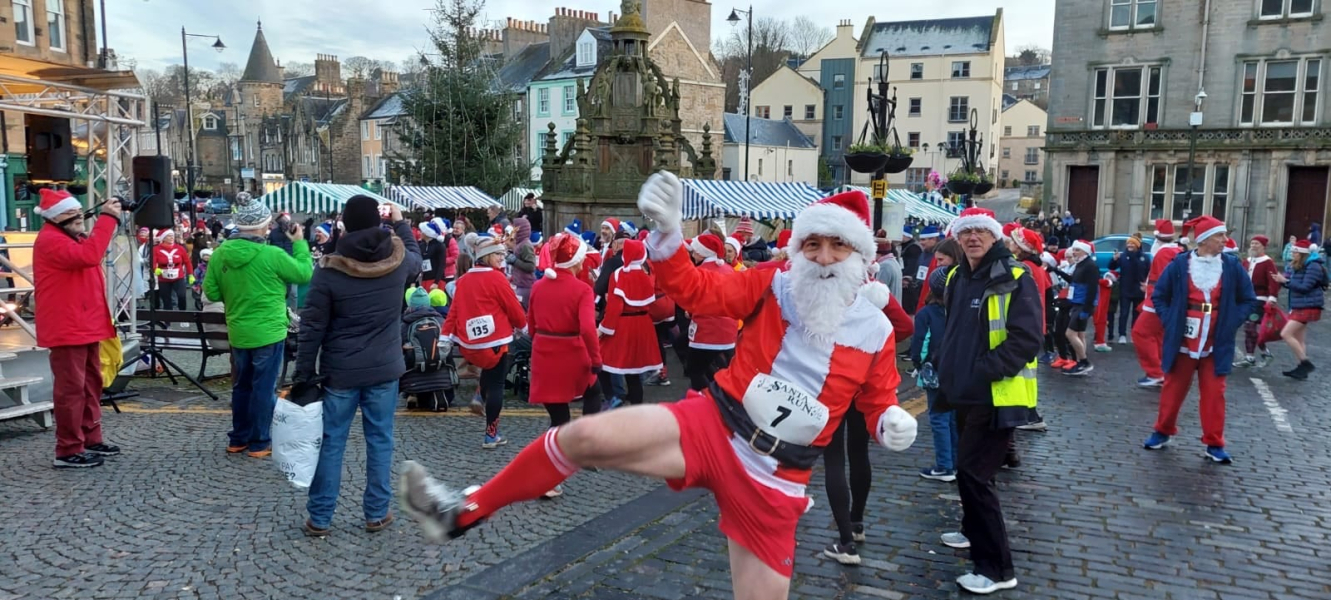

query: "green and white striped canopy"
(260, 182), (405, 216)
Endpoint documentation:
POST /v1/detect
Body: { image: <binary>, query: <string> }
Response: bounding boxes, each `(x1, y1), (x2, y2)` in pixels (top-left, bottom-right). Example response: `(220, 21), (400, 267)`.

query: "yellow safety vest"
(945, 264), (1038, 410)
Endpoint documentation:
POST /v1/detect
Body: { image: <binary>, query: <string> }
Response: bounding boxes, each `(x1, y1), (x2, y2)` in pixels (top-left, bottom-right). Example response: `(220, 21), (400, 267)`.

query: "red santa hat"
(947, 207), (1004, 240)
(1183, 215), (1226, 244)
(636, 229), (649, 241)
(1103, 270), (1119, 285)
(690, 233), (725, 260)
(543, 233), (588, 279)
(1224, 237), (1239, 253)
(1153, 218), (1176, 239)
(155, 228), (176, 242)
(1010, 227), (1044, 255)
(776, 229), (792, 250)
(1002, 222), (1020, 239)
(36, 188), (81, 219)
(1293, 239), (1313, 254)
(601, 217), (621, 233)
(1251, 235), (1270, 248)
(613, 241), (655, 306)
(1055, 249), (1067, 263)
(621, 238), (647, 267)
(1040, 251), (1057, 268)
(725, 234), (743, 257)
(136, 227), (150, 243)
(1070, 239), (1093, 256)
(790, 190), (875, 260)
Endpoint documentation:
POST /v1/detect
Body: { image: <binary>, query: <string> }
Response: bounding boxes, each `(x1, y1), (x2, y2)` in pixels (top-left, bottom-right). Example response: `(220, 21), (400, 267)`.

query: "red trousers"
(49, 342), (105, 457)
(1154, 354), (1227, 447)
(1132, 311), (1164, 379)
(1093, 297), (1112, 345)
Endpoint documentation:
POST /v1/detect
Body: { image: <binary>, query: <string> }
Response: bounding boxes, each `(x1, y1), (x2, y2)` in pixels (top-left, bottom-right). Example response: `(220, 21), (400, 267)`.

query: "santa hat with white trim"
(725, 234), (743, 257)
(612, 240), (655, 306)
(1070, 239), (1093, 256)
(1183, 215), (1226, 245)
(1293, 239), (1313, 254)
(1223, 237), (1239, 253)
(788, 190), (875, 260)
(690, 233), (726, 260)
(543, 232), (588, 279)
(946, 207), (1004, 239)
(601, 217), (621, 233)
(36, 188), (81, 219)
(155, 228), (176, 243)
(1011, 227), (1044, 255)
(1153, 218), (1176, 240)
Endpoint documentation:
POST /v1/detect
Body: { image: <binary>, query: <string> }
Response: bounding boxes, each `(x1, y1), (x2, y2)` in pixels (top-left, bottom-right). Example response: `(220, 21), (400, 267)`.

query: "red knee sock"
(457, 428), (577, 527)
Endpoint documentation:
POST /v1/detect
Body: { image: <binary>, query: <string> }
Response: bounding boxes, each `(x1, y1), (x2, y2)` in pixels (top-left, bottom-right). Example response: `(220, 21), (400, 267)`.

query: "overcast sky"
(110, 0), (1054, 73)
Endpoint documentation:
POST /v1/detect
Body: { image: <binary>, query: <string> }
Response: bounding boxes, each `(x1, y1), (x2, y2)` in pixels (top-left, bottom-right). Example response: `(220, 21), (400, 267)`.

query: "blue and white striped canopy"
(261, 182), (404, 216)
(835, 186), (959, 224)
(388, 186), (500, 210)
(681, 179), (824, 220)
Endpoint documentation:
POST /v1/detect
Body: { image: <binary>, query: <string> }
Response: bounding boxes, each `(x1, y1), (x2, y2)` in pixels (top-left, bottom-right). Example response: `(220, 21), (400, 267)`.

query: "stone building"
(642, 0), (725, 166)
(1046, 0), (1330, 240)
(1004, 64), (1051, 108)
(998, 99), (1047, 187)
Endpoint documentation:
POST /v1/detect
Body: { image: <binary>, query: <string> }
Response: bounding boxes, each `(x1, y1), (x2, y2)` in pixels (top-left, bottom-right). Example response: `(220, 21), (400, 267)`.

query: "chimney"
(549, 7), (605, 61)
(836, 19), (854, 38)
(503, 15), (550, 58)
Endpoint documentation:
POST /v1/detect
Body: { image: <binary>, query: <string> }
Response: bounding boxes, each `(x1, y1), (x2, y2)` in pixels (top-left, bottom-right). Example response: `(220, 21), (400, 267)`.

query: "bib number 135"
(466, 315), (496, 341)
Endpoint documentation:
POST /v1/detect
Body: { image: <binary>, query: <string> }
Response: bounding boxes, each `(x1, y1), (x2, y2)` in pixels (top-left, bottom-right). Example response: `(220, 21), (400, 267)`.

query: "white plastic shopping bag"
(271, 397), (323, 488)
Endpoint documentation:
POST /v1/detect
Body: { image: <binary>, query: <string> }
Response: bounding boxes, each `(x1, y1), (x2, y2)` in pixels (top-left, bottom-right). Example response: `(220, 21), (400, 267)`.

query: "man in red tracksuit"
(1132, 219), (1183, 387)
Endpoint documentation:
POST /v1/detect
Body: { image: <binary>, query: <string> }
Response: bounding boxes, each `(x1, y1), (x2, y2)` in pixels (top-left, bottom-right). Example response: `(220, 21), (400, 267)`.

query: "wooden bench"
(135, 310), (297, 386)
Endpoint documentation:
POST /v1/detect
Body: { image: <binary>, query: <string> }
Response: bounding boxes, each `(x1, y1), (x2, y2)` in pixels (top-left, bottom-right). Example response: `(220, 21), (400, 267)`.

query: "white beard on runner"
(1190, 253), (1223, 295)
(788, 250), (866, 343)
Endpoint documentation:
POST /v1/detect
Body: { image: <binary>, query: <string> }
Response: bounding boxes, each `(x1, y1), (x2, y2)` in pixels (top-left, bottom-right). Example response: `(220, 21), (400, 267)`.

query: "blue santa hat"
(902, 225), (915, 239)
(580, 231), (597, 245)
(564, 219), (583, 236)
(315, 223), (332, 239)
(619, 220), (638, 237)
(530, 231), (542, 244)
(919, 225), (941, 239)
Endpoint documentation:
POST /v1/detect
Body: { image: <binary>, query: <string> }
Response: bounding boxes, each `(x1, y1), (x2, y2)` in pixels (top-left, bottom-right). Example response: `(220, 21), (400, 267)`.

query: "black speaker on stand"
(25, 115), (75, 182)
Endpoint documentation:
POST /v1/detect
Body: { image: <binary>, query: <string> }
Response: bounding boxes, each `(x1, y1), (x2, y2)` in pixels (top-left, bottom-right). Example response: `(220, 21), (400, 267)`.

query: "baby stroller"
(506, 330), (532, 400)
(401, 312), (458, 411)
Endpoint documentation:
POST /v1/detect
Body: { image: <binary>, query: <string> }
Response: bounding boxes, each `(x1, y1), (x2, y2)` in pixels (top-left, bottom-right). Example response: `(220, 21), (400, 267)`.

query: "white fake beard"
(788, 251), (865, 343)
(1190, 253), (1222, 295)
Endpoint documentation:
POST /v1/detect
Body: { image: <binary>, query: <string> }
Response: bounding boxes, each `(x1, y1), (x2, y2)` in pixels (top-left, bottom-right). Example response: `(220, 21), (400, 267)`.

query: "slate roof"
(860, 15), (996, 58)
(1002, 93), (1019, 110)
(496, 42), (551, 93)
(283, 75), (317, 100)
(299, 96), (347, 126)
(535, 28), (612, 82)
(241, 23), (283, 83)
(1005, 64), (1051, 81)
(722, 113), (816, 149)
(196, 111), (228, 138)
(362, 92), (406, 120)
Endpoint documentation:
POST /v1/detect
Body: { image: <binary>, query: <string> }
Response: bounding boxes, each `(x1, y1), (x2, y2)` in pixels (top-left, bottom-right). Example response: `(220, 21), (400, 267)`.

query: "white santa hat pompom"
(544, 267), (557, 279)
(859, 281), (891, 310)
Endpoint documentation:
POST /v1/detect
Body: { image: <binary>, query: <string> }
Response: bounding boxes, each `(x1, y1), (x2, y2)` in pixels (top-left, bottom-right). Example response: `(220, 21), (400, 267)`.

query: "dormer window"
(202, 115), (218, 131)
(577, 41), (595, 67)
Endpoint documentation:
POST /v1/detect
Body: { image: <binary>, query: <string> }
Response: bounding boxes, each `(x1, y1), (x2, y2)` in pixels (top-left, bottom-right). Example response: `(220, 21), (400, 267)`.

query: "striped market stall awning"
(681, 179), (824, 220)
(834, 187), (960, 224)
(499, 187), (542, 211)
(260, 182), (404, 215)
(387, 186), (500, 210)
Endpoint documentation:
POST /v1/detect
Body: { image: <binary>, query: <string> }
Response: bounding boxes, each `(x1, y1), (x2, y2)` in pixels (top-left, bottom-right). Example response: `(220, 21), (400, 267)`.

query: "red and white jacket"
(1141, 242), (1182, 313)
(651, 236), (900, 493)
(1244, 255), (1280, 303)
(443, 267), (527, 367)
(153, 243), (191, 283)
(685, 257), (739, 350)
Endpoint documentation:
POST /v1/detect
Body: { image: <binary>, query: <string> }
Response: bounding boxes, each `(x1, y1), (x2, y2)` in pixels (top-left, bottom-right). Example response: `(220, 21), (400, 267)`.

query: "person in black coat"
(515, 194), (544, 237)
(1108, 235), (1150, 343)
(1050, 240), (1100, 374)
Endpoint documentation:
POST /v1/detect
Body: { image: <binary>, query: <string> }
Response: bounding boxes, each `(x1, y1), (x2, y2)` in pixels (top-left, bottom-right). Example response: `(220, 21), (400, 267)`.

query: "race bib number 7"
(465, 315), (496, 341)
(741, 374), (829, 446)
(1184, 316), (1200, 340)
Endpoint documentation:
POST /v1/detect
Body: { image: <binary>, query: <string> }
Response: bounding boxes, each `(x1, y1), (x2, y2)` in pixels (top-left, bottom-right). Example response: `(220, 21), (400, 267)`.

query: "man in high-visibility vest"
(933, 207), (1042, 595)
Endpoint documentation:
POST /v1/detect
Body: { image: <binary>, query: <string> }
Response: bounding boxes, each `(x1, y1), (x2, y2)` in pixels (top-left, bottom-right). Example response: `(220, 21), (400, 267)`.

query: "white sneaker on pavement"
(956, 573), (1017, 594)
(940, 532), (971, 549)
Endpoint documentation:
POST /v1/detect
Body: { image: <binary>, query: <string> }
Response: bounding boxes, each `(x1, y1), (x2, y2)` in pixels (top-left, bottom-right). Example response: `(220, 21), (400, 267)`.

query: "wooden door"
(1067, 166), (1099, 235)
(1285, 166), (1329, 242)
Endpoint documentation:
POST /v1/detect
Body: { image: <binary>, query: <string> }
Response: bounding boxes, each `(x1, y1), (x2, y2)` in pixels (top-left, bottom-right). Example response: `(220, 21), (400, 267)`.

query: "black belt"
(535, 330), (578, 338)
(1187, 302), (1214, 314)
(709, 382), (824, 470)
(623, 310), (648, 316)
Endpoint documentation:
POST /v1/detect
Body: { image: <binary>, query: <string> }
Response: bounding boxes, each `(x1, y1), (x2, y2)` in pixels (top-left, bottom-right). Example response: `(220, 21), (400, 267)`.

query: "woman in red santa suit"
(1236, 235), (1280, 368)
(596, 239), (663, 407)
(683, 233), (738, 391)
(443, 233), (527, 449)
(152, 229), (191, 312)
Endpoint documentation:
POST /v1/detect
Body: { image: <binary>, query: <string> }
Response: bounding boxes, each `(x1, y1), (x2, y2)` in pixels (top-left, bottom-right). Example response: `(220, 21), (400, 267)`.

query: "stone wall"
(329, 78), (373, 184)
(315, 54), (342, 94)
(549, 8), (605, 61)
(650, 28), (724, 176)
(643, 0), (711, 57)
(503, 18), (549, 58)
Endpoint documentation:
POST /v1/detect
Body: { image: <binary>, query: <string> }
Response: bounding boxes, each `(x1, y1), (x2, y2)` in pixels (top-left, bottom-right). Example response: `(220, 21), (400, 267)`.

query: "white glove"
(637, 171), (683, 235)
(877, 405), (917, 451)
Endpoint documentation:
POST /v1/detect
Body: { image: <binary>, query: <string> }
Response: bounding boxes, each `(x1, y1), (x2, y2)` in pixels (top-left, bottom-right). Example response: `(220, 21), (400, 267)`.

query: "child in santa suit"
(1143, 216), (1258, 464)
(681, 233), (738, 390)
(152, 229), (191, 312)
(444, 233), (528, 448)
(1237, 235), (1280, 368)
(1093, 271), (1117, 352)
(1132, 219), (1184, 387)
(596, 239), (662, 407)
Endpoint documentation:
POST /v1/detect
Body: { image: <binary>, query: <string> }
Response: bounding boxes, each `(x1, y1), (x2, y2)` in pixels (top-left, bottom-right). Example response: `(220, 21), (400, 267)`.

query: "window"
(513, 99), (523, 120)
(804, 104), (816, 119)
(561, 131), (574, 146)
(1024, 147), (1040, 165)
(1109, 0), (1157, 30)
(537, 88), (550, 114)
(1004, 125), (1012, 136)
(951, 61), (971, 79)
(909, 98), (922, 116)
(1034, 82), (1042, 90)
(833, 105), (844, 120)
(873, 64), (889, 82)
(1025, 170), (1038, 182)
(833, 73), (846, 89)
(946, 131), (966, 157)
(374, 122), (382, 140)
(1212, 165), (1231, 220)
(1001, 170), (1010, 181)
(1011, 81), (1019, 91)
(13, 0), (32, 45)
(906, 168), (929, 192)
(47, 0), (66, 52)
(910, 63), (923, 80)
(361, 121), (369, 140)
(1150, 165), (1168, 219)
(253, 95), (260, 107)
(756, 105), (771, 119)
(1260, 0), (1315, 19)
(787, 160), (793, 176)
(1241, 58), (1321, 126)
(758, 159), (763, 176)
(1092, 65), (1162, 128)
(563, 85), (576, 114)
(374, 154), (383, 177)
(722, 167), (732, 180)
(908, 132), (920, 147)
(1172, 166), (1205, 221)
(363, 155), (371, 176)
(1002, 147), (1011, 158)
(231, 137), (242, 161)
(831, 135), (843, 150)
(783, 105), (793, 119)
(202, 115), (217, 131)
(1151, 164), (1232, 221)
(948, 97), (969, 122)
(1027, 125), (1041, 136)
(577, 41), (594, 66)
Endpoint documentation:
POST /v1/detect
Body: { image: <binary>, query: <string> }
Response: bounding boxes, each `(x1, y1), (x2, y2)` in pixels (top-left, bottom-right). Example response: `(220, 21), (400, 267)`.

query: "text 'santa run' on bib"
(466, 315), (496, 341)
(741, 373), (829, 446)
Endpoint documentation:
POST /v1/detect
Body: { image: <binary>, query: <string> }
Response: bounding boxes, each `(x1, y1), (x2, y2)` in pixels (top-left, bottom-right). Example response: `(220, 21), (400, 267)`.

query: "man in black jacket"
(516, 194), (543, 237)
(933, 208), (1041, 595)
(296, 196), (423, 537)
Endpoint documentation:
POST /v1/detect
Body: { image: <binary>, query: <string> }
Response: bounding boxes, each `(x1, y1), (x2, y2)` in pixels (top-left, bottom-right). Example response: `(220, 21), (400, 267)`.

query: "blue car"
(1092, 235), (1154, 271)
(206, 197), (232, 214)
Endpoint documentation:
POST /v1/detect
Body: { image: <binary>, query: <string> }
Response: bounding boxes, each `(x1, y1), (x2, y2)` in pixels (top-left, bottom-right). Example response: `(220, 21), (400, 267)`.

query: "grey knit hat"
(232, 192), (272, 230)
(464, 232), (506, 261)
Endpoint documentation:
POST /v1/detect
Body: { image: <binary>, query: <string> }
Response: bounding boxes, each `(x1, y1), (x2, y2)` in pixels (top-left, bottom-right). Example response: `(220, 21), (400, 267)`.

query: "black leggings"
(673, 308), (691, 366)
(480, 352), (511, 437)
(823, 408), (871, 546)
(655, 321), (674, 370)
(1052, 300), (1073, 359)
(598, 372), (643, 405)
(686, 348), (731, 391)
(544, 381), (605, 428)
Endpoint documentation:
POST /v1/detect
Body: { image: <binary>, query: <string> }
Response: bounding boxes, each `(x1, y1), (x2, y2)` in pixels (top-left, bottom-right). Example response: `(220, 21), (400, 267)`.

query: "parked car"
(206, 197), (231, 214)
(1092, 234), (1155, 271)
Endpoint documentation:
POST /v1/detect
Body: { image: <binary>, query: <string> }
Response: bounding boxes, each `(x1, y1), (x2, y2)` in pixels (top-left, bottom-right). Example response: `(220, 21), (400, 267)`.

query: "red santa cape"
(442, 267), (527, 370)
(598, 240), (664, 374)
(527, 233), (601, 403)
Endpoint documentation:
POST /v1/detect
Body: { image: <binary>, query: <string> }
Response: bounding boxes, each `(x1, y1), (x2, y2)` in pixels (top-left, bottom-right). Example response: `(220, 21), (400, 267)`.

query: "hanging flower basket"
(946, 171), (979, 195)
(973, 181), (994, 196)
(173, 190), (188, 200)
(844, 144), (888, 174)
(883, 148), (915, 174)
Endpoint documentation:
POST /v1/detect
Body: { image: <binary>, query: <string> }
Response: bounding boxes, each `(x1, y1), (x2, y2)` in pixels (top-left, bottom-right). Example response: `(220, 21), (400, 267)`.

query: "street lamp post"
(180, 27), (225, 229)
(727, 6), (753, 181)
(1182, 90), (1206, 220)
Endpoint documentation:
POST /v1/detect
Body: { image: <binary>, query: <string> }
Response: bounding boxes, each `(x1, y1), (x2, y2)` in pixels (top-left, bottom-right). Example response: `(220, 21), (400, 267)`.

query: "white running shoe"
(956, 573), (1017, 594)
(940, 532), (971, 549)
(398, 460), (480, 542)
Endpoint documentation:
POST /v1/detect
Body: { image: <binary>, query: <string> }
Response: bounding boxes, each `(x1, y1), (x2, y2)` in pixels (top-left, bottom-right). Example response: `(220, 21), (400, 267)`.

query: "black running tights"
(598, 372), (643, 405)
(544, 381), (605, 428)
(823, 407), (872, 546)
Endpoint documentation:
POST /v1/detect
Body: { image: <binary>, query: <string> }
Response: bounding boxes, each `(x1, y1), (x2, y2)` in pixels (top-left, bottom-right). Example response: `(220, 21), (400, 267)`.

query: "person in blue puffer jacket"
(1274, 239), (1326, 380)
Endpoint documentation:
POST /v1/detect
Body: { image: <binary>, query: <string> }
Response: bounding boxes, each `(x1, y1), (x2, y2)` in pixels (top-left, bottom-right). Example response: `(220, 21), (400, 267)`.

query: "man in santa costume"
(598, 217), (621, 257)
(1143, 216), (1258, 464)
(1236, 235), (1279, 368)
(1132, 219), (1184, 387)
(400, 177), (917, 600)
(596, 239), (662, 406)
(681, 232), (739, 390)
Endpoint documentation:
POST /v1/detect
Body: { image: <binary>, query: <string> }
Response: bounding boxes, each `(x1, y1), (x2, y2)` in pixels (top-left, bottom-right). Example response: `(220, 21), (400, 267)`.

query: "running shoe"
(541, 485), (564, 500)
(1064, 361), (1094, 376)
(1257, 352), (1274, 368)
(1234, 356), (1257, 368)
(53, 452), (103, 469)
(1093, 344), (1112, 353)
(469, 393), (483, 416)
(482, 434), (507, 449)
(919, 467), (957, 482)
(1137, 376), (1164, 387)
(1117, 335), (1128, 345)
(84, 443), (121, 456)
(1050, 358), (1073, 369)
(956, 573), (1017, 594)
(1143, 432), (1171, 450)
(398, 460), (483, 542)
(608, 396), (624, 409)
(851, 522), (865, 543)
(1204, 446), (1233, 464)
(1037, 352), (1056, 365)
(940, 532), (971, 549)
(1016, 420), (1047, 432)
(823, 542), (861, 565)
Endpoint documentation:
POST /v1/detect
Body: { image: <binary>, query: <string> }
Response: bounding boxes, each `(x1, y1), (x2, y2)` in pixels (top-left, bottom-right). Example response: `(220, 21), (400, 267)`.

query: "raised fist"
(878, 405), (918, 452)
(637, 171), (683, 235)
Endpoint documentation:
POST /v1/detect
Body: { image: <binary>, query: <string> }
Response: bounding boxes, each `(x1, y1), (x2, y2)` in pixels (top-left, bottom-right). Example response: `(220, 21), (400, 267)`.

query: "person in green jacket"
(203, 192), (312, 457)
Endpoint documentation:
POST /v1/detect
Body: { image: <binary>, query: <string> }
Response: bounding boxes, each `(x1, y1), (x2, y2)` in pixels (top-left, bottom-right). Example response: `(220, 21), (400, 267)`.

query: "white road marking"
(1250, 378), (1293, 433)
